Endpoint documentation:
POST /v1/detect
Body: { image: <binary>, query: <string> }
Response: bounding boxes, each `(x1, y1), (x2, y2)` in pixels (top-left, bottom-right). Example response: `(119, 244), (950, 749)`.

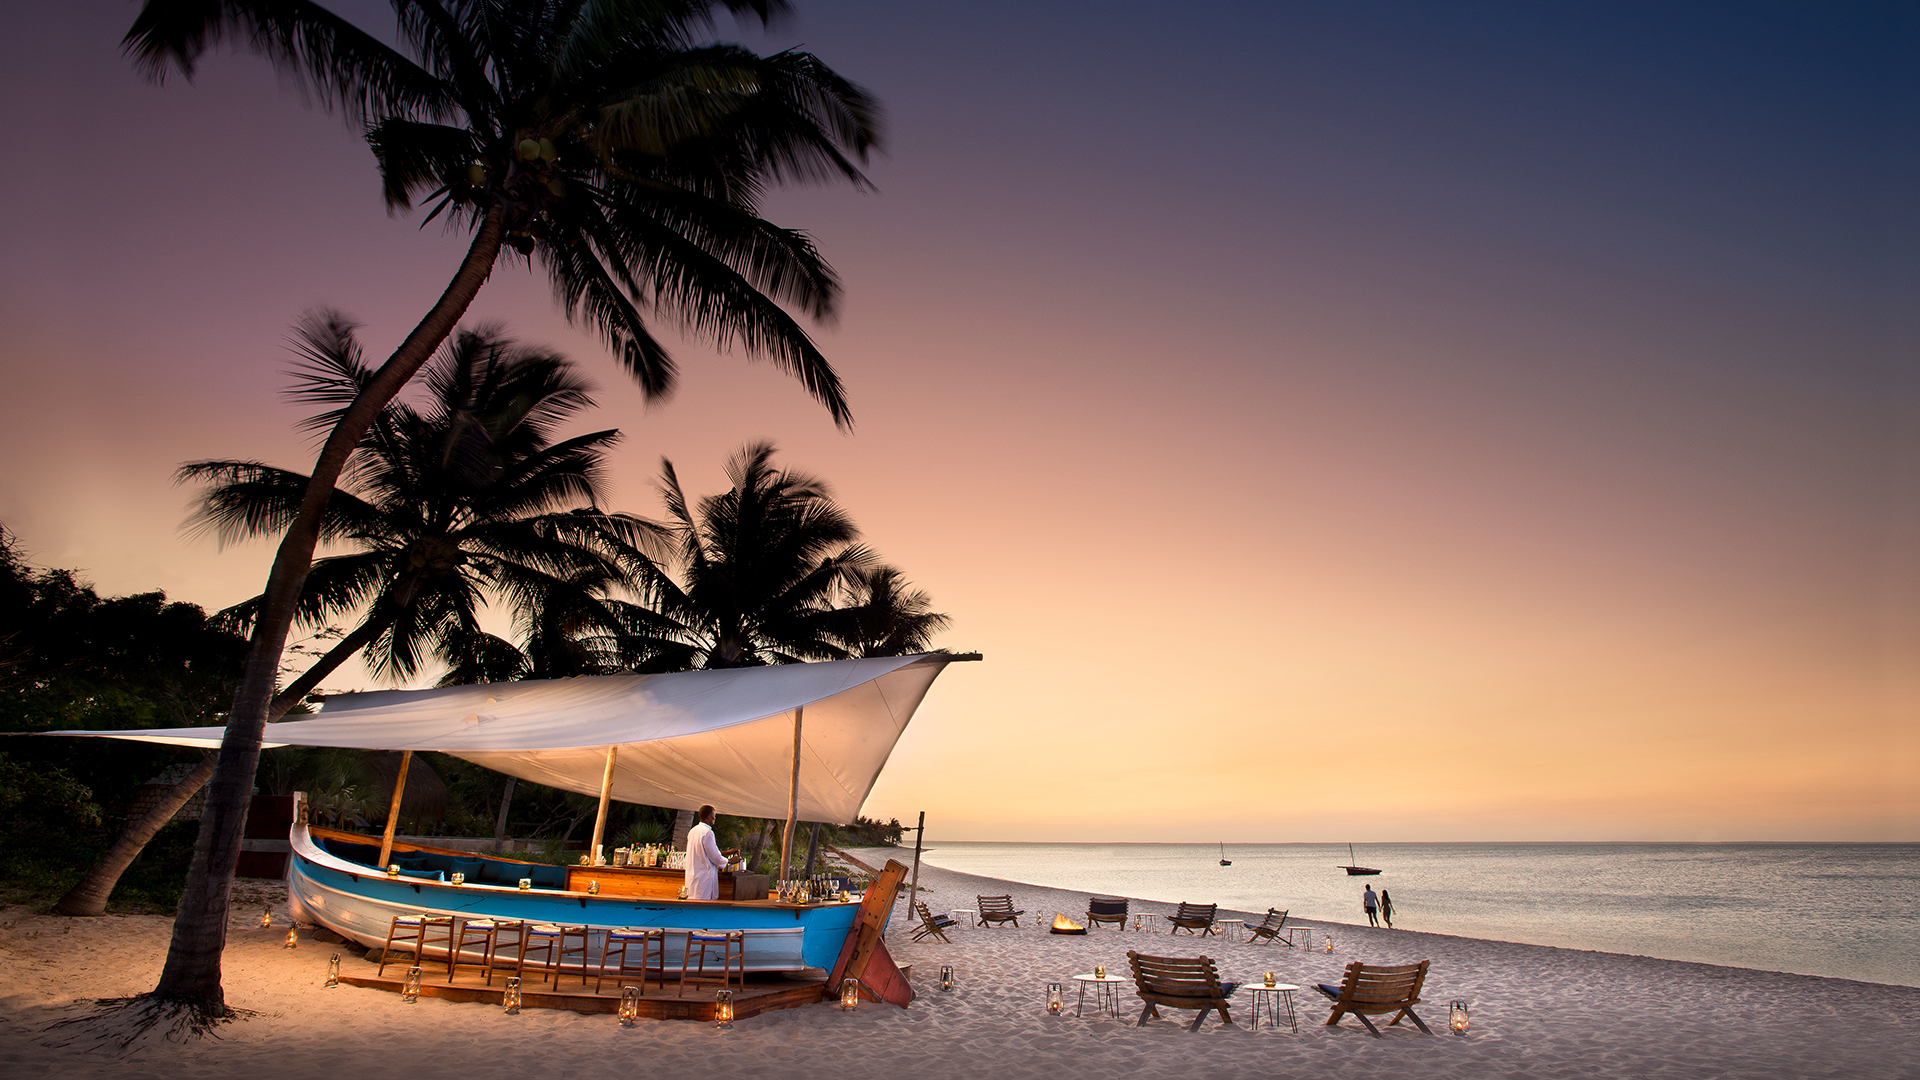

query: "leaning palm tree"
(124, 0), (878, 1015)
(647, 441), (874, 669)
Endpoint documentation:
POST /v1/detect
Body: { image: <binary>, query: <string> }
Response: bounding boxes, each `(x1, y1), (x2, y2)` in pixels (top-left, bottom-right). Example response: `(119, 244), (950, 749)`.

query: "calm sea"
(917, 842), (1920, 988)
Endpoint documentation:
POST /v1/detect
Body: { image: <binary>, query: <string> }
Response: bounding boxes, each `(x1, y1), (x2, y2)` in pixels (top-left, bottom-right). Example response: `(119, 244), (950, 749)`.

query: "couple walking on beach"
(1363, 885), (1395, 928)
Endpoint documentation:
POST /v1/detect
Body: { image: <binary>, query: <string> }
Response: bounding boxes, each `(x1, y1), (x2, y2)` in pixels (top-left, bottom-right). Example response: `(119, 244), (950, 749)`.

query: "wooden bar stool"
(517, 924), (592, 987)
(678, 930), (744, 997)
(379, 913), (453, 977)
(597, 927), (666, 994)
(448, 917), (502, 984)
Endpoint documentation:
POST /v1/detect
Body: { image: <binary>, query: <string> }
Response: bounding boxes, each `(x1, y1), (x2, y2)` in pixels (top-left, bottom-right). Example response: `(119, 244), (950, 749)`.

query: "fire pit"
(1050, 914), (1087, 936)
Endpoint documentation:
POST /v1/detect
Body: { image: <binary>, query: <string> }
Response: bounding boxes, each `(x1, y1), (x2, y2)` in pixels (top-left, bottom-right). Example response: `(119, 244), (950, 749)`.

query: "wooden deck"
(338, 968), (830, 1019)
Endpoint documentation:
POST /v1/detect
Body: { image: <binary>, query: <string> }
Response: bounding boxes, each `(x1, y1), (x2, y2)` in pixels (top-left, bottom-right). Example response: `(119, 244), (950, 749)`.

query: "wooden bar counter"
(565, 863), (770, 901)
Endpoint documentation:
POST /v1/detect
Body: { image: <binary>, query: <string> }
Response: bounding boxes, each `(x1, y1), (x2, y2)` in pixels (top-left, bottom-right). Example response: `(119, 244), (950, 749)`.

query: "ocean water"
(916, 842), (1920, 988)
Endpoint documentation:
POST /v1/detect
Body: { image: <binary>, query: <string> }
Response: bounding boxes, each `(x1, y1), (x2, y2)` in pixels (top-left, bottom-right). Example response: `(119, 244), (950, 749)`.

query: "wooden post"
(377, 749), (412, 868)
(777, 705), (804, 889)
(588, 746), (617, 862)
(803, 821), (822, 878)
(905, 810), (925, 929)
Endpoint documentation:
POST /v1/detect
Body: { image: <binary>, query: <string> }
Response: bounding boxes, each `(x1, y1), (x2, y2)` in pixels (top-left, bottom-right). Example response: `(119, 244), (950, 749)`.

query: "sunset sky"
(2, 1), (1914, 842)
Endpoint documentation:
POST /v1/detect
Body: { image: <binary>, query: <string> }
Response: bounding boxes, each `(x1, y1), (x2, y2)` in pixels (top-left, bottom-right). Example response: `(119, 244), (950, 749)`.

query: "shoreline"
(0, 855), (1913, 1079)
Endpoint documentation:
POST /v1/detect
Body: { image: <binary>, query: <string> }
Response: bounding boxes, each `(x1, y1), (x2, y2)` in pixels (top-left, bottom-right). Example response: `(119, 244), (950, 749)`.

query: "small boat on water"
(1338, 843), (1381, 876)
(1218, 841), (1231, 867)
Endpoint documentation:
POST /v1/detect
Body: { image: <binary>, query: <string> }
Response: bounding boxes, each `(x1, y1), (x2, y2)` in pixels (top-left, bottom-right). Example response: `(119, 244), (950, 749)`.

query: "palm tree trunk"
(151, 206), (506, 1011)
(51, 603), (409, 917)
(492, 775), (517, 854)
(51, 753), (217, 917)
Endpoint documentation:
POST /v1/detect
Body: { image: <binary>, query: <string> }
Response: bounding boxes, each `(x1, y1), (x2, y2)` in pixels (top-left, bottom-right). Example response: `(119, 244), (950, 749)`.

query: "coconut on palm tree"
(123, 0), (878, 1014)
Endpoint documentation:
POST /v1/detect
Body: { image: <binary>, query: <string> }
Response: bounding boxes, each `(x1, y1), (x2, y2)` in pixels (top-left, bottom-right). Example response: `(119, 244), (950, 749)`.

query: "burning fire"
(1051, 914), (1086, 933)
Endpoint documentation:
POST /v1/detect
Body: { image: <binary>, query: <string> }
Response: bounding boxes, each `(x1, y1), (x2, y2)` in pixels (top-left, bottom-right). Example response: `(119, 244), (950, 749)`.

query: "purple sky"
(1, 1), (1915, 840)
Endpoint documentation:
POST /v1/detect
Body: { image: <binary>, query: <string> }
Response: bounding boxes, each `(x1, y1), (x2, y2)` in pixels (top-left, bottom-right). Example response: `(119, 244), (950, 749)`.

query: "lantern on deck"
(618, 986), (641, 1027)
(260, 907), (273, 929)
(1450, 1001), (1470, 1035)
(587, 880), (600, 895)
(326, 954), (341, 988)
(450, 872), (465, 885)
(1045, 983), (1064, 1015)
(713, 989), (734, 1029)
(402, 966), (423, 1003)
(387, 864), (401, 877)
(502, 976), (523, 1014)
(940, 965), (954, 992)
(518, 878), (532, 891)
(285, 927), (298, 949)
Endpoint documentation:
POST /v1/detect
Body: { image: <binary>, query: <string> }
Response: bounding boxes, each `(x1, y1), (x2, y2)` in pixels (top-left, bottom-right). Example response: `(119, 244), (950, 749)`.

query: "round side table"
(1071, 973), (1128, 1018)
(1245, 983), (1301, 1032)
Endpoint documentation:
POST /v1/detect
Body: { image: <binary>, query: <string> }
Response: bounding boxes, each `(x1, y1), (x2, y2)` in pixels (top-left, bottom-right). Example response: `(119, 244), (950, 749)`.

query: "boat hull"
(286, 824), (856, 971)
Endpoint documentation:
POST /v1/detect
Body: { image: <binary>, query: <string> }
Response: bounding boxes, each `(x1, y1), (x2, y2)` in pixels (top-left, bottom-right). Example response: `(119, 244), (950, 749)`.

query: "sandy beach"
(2, 854), (1914, 1080)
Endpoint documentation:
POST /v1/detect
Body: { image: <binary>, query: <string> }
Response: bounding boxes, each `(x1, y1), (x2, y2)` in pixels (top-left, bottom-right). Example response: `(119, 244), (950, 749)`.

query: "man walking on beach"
(1363, 885), (1380, 927)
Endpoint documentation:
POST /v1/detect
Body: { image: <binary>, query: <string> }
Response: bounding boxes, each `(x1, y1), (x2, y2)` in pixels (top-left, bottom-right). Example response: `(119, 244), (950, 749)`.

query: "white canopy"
(40, 654), (962, 823)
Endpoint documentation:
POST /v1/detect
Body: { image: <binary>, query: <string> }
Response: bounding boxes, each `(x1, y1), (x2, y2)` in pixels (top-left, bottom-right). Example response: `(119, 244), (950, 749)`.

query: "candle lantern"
(326, 954), (341, 988)
(387, 864), (401, 877)
(713, 989), (734, 1029)
(1264, 971), (1276, 988)
(1324, 934), (1334, 953)
(1094, 964), (1105, 980)
(402, 966), (423, 1003)
(518, 878), (532, 891)
(1449, 1001), (1470, 1036)
(1132, 915), (1142, 931)
(502, 976), (523, 1014)
(260, 907), (273, 929)
(450, 872), (465, 885)
(1045, 983), (1064, 1015)
(285, 927), (298, 949)
(587, 880), (600, 895)
(939, 965), (954, 992)
(618, 986), (641, 1027)
(839, 978), (861, 1011)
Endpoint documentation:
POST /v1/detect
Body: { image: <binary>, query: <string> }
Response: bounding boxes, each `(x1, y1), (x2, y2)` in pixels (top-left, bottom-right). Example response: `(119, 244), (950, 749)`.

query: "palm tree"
(123, 0), (878, 1014)
(54, 314), (653, 919)
(192, 313), (657, 701)
(647, 441), (874, 668)
(827, 565), (951, 658)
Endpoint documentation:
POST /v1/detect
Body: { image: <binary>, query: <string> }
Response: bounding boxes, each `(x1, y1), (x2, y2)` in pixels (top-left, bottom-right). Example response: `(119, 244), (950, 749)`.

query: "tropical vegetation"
(122, 0), (881, 1017)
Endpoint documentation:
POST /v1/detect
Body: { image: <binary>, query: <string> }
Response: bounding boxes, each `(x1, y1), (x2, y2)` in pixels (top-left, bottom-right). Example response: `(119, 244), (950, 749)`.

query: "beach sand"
(1, 854), (1913, 1080)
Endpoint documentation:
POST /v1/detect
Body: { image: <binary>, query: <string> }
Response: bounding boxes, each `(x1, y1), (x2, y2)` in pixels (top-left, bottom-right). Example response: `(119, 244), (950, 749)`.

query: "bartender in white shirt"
(683, 804), (728, 900)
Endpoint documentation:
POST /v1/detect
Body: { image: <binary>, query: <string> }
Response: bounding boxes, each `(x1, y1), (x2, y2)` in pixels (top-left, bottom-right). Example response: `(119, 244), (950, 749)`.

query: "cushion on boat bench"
(397, 868), (445, 881)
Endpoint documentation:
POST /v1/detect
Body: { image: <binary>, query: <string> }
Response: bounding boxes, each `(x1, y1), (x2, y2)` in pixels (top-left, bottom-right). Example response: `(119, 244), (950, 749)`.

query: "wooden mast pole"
(777, 705), (804, 891)
(377, 749), (412, 868)
(589, 745), (618, 862)
(905, 810), (925, 923)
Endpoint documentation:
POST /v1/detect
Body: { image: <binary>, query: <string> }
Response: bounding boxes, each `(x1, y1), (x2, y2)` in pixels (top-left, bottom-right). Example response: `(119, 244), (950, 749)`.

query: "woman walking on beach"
(1380, 889), (1395, 928)
(1363, 885), (1380, 927)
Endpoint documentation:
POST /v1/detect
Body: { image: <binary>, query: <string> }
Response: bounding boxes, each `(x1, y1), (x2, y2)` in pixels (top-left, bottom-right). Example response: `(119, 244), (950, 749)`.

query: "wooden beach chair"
(1245, 908), (1296, 946)
(1167, 901), (1218, 935)
(1125, 950), (1239, 1031)
(1313, 960), (1432, 1037)
(1087, 896), (1129, 930)
(912, 902), (959, 943)
(977, 894), (1026, 928)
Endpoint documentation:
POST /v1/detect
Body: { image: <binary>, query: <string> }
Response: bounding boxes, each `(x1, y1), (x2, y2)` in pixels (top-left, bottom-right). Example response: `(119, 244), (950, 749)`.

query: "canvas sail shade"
(37, 654), (960, 823)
